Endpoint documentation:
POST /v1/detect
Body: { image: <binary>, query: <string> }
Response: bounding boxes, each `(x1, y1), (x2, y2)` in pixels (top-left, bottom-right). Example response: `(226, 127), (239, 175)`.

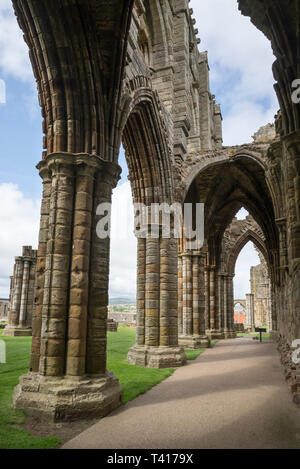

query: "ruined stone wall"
(122, 0), (222, 176)
(0, 300), (9, 320)
(9, 0), (300, 420)
(250, 251), (272, 328)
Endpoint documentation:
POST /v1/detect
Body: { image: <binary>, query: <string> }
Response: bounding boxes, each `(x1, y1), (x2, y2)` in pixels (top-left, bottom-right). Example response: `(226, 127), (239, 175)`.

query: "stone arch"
(121, 86), (174, 205)
(219, 215), (275, 334)
(8, 0), (300, 420)
(227, 230), (269, 278)
(146, 0), (170, 68)
(234, 300), (246, 309)
(181, 148), (268, 203)
(180, 150), (280, 341)
(13, 0), (133, 162)
(182, 151), (279, 264)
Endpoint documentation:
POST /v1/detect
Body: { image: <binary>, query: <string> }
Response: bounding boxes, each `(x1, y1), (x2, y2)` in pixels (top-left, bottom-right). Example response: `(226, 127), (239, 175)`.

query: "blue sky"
(0, 1), (276, 299)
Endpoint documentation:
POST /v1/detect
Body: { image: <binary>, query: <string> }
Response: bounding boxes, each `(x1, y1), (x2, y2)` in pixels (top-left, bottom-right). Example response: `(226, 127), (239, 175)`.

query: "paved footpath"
(63, 338), (300, 449)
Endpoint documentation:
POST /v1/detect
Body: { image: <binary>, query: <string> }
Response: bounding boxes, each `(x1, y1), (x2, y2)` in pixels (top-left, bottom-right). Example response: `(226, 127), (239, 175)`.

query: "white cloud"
(0, 183), (40, 298)
(0, 181), (137, 300)
(234, 241), (260, 299)
(0, 4), (34, 82)
(0, 1), (13, 12)
(236, 207), (249, 220)
(109, 182), (137, 299)
(191, 0), (278, 145)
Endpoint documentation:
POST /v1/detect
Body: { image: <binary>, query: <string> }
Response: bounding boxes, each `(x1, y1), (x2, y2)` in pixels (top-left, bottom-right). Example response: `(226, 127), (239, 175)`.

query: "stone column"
(19, 260), (30, 327)
(279, 132), (300, 402)
(136, 237), (146, 345)
(205, 266), (224, 340)
(8, 274), (14, 316)
(204, 266), (210, 331)
(39, 157), (75, 377)
(127, 224), (186, 368)
(65, 163), (95, 377)
(226, 275), (236, 337)
(145, 236), (160, 347)
(7, 259), (24, 328)
(86, 167), (117, 376)
(209, 267), (216, 331)
(26, 262), (36, 330)
(182, 253), (192, 336)
(246, 293), (255, 331)
(13, 152), (123, 422)
(217, 273), (225, 332)
(179, 251), (210, 349)
(223, 275), (229, 335)
(4, 247), (37, 337)
(31, 169), (52, 371)
(178, 253), (183, 336)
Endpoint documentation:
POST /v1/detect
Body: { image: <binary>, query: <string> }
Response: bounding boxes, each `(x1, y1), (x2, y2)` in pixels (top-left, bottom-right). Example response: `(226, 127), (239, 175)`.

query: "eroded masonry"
(8, 0), (300, 421)
(4, 246), (37, 336)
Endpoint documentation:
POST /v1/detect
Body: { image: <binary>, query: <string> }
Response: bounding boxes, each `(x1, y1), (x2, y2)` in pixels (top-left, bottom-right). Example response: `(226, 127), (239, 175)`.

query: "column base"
(269, 330), (279, 341)
(3, 326), (32, 337)
(178, 335), (210, 349)
(13, 371), (122, 423)
(277, 335), (300, 407)
(127, 345), (186, 368)
(107, 319), (118, 332)
(206, 329), (225, 340)
(223, 330), (237, 339)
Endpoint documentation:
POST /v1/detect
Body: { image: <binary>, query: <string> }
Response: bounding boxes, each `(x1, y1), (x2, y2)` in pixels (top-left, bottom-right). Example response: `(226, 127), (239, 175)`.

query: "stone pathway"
(63, 338), (300, 449)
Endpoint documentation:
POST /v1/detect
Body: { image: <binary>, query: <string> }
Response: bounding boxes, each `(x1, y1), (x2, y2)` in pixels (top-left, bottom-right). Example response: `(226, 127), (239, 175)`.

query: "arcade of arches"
(6, 0), (300, 421)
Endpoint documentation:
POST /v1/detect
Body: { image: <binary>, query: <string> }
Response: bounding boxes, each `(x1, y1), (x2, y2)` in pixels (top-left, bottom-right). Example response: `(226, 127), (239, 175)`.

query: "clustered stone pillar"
(204, 266), (225, 339)
(127, 224), (186, 367)
(281, 132), (300, 403)
(13, 152), (123, 422)
(217, 274), (227, 337)
(178, 251), (210, 349)
(215, 274), (236, 339)
(246, 293), (255, 331)
(4, 247), (37, 337)
(226, 275), (236, 337)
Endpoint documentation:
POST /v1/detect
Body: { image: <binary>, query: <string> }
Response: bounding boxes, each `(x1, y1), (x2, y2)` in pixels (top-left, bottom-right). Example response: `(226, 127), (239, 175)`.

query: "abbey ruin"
(6, 0), (300, 422)
(4, 246), (37, 337)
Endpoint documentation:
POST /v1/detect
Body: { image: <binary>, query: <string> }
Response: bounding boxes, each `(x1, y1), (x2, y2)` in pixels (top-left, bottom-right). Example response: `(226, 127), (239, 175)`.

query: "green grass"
(0, 327), (213, 448)
(237, 332), (270, 341)
(184, 349), (204, 360)
(182, 339), (218, 361)
(107, 327), (175, 404)
(0, 330), (60, 449)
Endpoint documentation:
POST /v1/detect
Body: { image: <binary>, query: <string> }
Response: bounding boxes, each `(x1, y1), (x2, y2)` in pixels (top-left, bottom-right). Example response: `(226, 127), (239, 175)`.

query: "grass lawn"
(237, 332), (270, 341)
(107, 327), (175, 404)
(0, 326), (211, 449)
(184, 339), (218, 361)
(0, 330), (60, 449)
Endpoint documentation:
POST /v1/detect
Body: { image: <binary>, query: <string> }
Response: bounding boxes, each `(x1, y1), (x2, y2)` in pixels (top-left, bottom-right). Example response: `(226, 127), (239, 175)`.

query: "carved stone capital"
(37, 153), (121, 188)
